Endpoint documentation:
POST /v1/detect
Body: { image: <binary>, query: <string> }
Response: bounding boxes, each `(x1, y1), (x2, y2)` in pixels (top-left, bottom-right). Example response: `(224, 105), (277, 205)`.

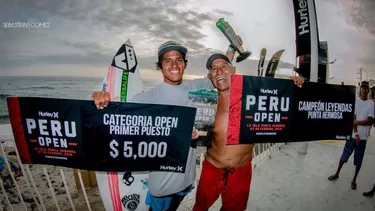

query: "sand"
(0, 124), (105, 210)
(0, 142), (207, 211)
(0, 145), (105, 211)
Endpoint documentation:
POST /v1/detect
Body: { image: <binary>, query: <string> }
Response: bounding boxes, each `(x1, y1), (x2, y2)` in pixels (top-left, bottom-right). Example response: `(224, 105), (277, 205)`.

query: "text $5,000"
(109, 140), (168, 159)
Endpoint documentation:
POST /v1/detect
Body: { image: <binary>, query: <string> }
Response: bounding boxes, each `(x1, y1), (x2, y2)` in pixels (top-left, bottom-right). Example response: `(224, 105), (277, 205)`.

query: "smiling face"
(207, 58), (236, 91)
(160, 50), (186, 85)
(360, 85), (369, 99)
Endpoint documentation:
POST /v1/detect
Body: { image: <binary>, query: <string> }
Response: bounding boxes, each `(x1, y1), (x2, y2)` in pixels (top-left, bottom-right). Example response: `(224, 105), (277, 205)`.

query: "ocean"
(0, 76), (158, 125)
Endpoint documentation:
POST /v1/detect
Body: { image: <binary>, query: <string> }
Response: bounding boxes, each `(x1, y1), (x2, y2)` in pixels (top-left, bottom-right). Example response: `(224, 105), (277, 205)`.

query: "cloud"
(345, 0), (375, 36)
(0, 0), (223, 51)
(357, 38), (375, 66)
(320, 0), (375, 37)
(0, 0), (238, 75)
(3, 0), (353, 79)
(345, 0), (375, 75)
(320, 0), (375, 78)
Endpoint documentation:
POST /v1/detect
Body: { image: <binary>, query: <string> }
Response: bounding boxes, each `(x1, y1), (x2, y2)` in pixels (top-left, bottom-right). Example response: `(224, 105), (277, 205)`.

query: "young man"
(91, 39), (240, 211)
(363, 183), (375, 197)
(367, 91), (375, 136)
(193, 53), (304, 211)
(328, 81), (374, 189)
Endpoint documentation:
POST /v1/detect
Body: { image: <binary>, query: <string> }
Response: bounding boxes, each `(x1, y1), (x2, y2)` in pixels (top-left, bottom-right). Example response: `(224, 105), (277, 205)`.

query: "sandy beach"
(0, 146), (208, 211)
(0, 124), (99, 210)
(0, 120), (207, 211)
(0, 123), (105, 210)
(0, 144), (106, 211)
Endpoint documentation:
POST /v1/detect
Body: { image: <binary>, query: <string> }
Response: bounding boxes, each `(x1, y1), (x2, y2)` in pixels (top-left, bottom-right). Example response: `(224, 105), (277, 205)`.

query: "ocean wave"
(19, 86), (55, 90)
(0, 114), (9, 124)
(0, 114), (9, 118)
(62, 82), (77, 85)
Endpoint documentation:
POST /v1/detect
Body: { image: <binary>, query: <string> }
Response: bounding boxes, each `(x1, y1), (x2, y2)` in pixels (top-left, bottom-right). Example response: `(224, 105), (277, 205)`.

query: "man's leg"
(193, 159), (222, 211)
(166, 194), (185, 211)
(221, 160), (252, 211)
(351, 139), (367, 189)
(363, 183), (375, 197)
(166, 185), (192, 211)
(351, 166), (361, 189)
(146, 191), (172, 211)
(328, 138), (355, 180)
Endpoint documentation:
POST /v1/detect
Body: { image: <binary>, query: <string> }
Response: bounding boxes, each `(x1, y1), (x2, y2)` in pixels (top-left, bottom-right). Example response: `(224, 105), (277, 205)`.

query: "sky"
(0, 0), (374, 85)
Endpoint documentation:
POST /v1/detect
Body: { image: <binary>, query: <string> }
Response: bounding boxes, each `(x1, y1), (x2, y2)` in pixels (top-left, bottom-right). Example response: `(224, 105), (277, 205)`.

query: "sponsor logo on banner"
(296, 0), (310, 36)
(292, 0), (315, 79)
(293, 0), (311, 57)
(227, 75), (356, 144)
(6, 97), (196, 172)
(234, 76), (294, 143)
(245, 88), (291, 132)
(160, 165), (184, 172)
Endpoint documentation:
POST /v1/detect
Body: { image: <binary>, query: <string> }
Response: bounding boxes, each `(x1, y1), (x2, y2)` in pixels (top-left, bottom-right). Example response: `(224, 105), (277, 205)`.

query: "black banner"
(292, 0), (319, 80)
(227, 75), (356, 144)
(293, 0), (311, 57)
(7, 97), (196, 173)
(291, 82), (354, 141)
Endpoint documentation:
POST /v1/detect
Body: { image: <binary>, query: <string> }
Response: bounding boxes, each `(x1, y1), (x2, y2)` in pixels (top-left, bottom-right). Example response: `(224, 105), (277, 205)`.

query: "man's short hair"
(360, 81), (369, 89)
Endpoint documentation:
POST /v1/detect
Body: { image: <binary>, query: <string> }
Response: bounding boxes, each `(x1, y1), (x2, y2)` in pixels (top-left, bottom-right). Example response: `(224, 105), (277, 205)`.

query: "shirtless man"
(91, 39), (241, 211)
(193, 53), (304, 211)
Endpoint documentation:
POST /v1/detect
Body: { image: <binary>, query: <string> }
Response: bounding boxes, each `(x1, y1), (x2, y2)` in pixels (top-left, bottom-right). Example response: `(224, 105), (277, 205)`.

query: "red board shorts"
(193, 158), (252, 211)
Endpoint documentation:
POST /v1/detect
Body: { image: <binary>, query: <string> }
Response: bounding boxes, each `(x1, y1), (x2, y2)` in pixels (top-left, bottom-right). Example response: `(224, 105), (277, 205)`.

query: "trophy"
(216, 18), (251, 63)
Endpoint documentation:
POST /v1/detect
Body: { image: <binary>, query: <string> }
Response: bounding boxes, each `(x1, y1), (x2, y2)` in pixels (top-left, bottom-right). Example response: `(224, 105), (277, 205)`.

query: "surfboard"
(95, 39), (150, 211)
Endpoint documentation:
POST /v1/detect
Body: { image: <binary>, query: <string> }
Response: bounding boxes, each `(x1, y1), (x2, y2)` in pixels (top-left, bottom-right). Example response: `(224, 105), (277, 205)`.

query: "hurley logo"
(260, 89), (278, 95)
(160, 165), (184, 172)
(296, 0), (310, 35)
(38, 111), (59, 118)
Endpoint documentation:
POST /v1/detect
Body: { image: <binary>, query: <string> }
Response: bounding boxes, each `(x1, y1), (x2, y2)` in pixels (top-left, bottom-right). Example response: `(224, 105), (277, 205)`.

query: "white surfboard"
(95, 39), (150, 211)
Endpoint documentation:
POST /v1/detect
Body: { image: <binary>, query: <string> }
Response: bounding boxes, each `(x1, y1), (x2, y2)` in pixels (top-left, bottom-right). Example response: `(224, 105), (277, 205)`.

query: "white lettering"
(246, 95), (256, 110)
(245, 95), (290, 112)
(258, 96), (267, 111)
(38, 111), (59, 118)
(26, 119), (36, 134)
(297, 0), (310, 35)
(39, 119), (49, 136)
(24, 119), (77, 138)
(254, 113), (281, 122)
(38, 137), (68, 148)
